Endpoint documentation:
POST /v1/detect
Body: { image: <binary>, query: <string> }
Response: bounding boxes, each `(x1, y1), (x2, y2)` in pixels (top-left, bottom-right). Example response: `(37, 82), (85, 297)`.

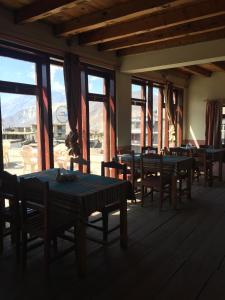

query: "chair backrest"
(190, 148), (207, 165)
(169, 147), (183, 156)
(0, 171), (18, 199)
(140, 153), (173, 184)
(141, 146), (158, 154)
(0, 171), (18, 212)
(20, 177), (49, 225)
(70, 157), (90, 173)
(101, 161), (128, 180)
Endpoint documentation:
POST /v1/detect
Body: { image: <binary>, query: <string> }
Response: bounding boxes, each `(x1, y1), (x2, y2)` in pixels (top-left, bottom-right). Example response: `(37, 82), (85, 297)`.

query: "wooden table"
(180, 147), (225, 185)
(205, 148), (225, 183)
(118, 154), (193, 209)
(22, 168), (133, 276)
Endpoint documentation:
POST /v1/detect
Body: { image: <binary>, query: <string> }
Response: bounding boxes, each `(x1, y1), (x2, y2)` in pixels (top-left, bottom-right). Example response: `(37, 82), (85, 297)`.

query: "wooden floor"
(1, 179), (225, 300)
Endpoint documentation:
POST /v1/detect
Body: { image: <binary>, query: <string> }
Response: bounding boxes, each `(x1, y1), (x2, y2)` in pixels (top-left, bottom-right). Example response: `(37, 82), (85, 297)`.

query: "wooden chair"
(70, 157), (90, 173)
(87, 161), (127, 243)
(0, 171), (20, 260)
(168, 147), (190, 202)
(20, 145), (38, 173)
(20, 177), (78, 275)
(140, 153), (172, 210)
(141, 146), (158, 154)
(190, 148), (213, 185)
(116, 150), (140, 197)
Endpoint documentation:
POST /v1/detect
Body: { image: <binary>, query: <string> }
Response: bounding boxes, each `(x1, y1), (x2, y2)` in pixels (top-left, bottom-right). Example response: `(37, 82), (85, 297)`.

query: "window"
(131, 81), (146, 152)
(88, 75), (105, 95)
(221, 107), (225, 144)
(0, 56), (36, 85)
(50, 63), (69, 169)
(83, 68), (115, 175)
(0, 51), (41, 175)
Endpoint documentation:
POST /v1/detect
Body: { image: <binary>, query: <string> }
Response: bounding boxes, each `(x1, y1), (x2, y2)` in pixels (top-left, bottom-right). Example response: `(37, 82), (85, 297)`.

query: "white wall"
(186, 72), (225, 144)
(116, 71), (131, 148)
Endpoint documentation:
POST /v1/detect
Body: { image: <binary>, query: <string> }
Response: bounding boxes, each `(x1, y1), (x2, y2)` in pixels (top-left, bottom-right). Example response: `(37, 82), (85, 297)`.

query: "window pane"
(88, 75), (105, 95)
(1, 93), (40, 175)
(89, 101), (104, 174)
(0, 56), (36, 85)
(153, 88), (159, 147)
(50, 64), (70, 169)
(132, 84), (143, 99)
(131, 105), (142, 152)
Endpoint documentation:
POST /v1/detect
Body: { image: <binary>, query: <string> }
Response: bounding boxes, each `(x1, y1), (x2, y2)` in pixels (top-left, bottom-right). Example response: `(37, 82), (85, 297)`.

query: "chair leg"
(22, 231), (27, 271)
(0, 221), (3, 254)
(179, 179), (182, 203)
(15, 227), (20, 263)
(52, 237), (58, 253)
(44, 239), (50, 279)
(159, 190), (163, 211)
(141, 184), (144, 207)
(102, 211), (108, 242)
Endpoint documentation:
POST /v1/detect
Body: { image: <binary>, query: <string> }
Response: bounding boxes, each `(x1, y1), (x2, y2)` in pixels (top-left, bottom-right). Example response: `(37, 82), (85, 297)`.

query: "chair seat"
(142, 176), (168, 190)
(24, 211), (75, 238)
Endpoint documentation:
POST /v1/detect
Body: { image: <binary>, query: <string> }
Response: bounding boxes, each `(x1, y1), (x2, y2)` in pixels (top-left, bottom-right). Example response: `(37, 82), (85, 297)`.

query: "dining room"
(1, 1), (225, 300)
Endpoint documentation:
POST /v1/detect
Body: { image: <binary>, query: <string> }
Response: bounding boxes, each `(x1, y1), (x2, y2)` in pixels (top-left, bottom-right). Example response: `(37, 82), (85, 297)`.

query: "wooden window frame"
(131, 79), (147, 150)
(80, 64), (116, 173)
(0, 41), (55, 171)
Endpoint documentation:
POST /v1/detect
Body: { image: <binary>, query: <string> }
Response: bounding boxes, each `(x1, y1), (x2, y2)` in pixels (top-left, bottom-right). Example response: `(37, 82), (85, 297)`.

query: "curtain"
(165, 82), (175, 145)
(64, 53), (81, 156)
(205, 100), (222, 148)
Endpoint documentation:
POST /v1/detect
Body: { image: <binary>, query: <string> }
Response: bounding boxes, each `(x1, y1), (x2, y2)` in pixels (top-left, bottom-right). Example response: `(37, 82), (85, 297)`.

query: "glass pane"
(0, 56), (36, 85)
(131, 105), (142, 152)
(132, 84), (143, 99)
(1, 93), (40, 175)
(153, 87), (159, 147)
(50, 64), (70, 169)
(89, 101), (104, 175)
(221, 117), (225, 145)
(88, 75), (105, 95)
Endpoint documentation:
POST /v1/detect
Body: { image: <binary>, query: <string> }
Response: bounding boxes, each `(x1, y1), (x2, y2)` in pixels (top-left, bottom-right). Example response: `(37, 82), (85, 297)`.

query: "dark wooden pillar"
(36, 56), (54, 170)
(80, 68), (90, 173)
(177, 89), (184, 146)
(158, 87), (163, 153)
(147, 82), (153, 146)
(109, 74), (116, 160)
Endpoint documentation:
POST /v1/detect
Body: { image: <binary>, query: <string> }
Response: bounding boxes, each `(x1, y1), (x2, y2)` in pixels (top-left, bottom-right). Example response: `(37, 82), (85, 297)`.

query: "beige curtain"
(165, 82), (175, 146)
(205, 100), (222, 148)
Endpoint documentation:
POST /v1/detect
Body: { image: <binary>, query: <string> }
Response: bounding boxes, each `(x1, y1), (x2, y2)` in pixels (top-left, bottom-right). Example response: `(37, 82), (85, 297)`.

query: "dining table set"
(0, 145), (224, 278)
(0, 167), (134, 277)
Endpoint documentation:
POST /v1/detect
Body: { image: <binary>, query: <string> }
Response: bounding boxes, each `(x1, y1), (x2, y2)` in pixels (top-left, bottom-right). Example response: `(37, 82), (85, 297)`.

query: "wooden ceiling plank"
(181, 65), (212, 77)
(79, 0), (225, 45)
(15, 0), (89, 23)
(117, 28), (225, 56)
(55, 0), (192, 37)
(99, 15), (225, 51)
(212, 61), (225, 71)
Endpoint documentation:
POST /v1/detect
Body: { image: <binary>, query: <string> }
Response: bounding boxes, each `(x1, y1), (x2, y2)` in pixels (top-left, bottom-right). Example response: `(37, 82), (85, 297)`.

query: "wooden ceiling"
(1, 0), (225, 58)
(169, 61), (225, 78)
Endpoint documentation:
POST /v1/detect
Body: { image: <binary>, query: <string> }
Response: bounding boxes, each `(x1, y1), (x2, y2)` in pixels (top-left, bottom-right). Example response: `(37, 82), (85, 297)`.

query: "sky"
(0, 55), (159, 128)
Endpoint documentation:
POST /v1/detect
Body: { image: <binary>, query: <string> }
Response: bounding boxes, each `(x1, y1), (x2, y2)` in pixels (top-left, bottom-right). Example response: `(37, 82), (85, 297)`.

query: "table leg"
(120, 198), (127, 248)
(187, 167), (192, 200)
(171, 175), (177, 209)
(219, 153), (223, 182)
(76, 218), (87, 277)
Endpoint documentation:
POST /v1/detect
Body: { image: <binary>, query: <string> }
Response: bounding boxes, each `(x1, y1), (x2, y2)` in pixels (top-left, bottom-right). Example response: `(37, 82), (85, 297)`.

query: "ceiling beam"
(55, 0), (191, 37)
(181, 65), (212, 76)
(15, 0), (88, 23)
(99, 16), (225, 51)
(79, 0), (225, 46)
(212, 61), (225, 71)
(117, 28), (225, 56)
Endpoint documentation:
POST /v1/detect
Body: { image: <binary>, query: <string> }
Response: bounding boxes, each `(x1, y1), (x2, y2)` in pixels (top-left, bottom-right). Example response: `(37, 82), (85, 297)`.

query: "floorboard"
(1, 180), (225, 300)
